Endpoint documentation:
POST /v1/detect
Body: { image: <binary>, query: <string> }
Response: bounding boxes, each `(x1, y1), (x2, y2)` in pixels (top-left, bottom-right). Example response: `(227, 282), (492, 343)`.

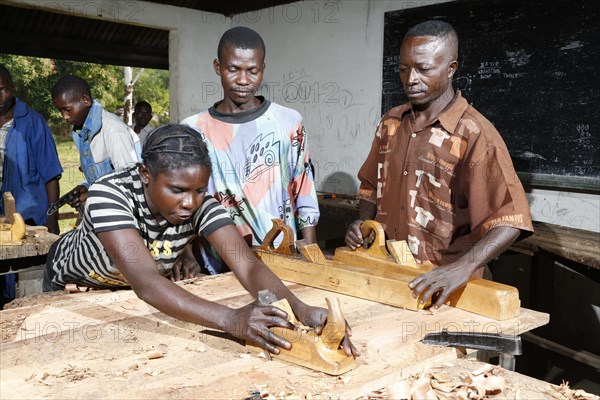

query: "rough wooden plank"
(0, 273), (549, 399)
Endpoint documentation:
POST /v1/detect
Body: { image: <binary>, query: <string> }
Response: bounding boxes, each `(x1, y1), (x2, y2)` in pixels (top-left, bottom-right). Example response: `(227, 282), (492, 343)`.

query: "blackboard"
(382, 0), (600, 191)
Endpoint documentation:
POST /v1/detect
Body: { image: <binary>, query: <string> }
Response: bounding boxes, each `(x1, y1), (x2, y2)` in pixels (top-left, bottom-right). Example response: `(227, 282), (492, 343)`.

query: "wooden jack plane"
(254, 219), (521, 320)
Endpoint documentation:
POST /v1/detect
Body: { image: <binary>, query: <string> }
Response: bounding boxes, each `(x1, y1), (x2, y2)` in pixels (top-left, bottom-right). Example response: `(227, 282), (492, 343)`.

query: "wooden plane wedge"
(247, 290), (355, 376)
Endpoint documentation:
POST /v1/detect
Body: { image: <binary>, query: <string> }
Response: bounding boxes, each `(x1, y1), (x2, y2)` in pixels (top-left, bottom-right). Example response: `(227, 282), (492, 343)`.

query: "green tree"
(0, 55), (169, 135)
(0, 54), (56, 122)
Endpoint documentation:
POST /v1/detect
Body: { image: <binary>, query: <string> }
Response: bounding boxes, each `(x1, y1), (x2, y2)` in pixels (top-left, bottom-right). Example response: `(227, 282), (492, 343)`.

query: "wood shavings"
(146, 343), (169, 359)
(144, 368), (162, 376)
(549, 381), (600, 400)
(411, 377), (438, 399)
(471, 364), (494, 376)
(184, 344), (207, 353)
(35, 364), (94, 386)
(363, 391), (385, 399)
(429, 371), (453, 383)
(386, 380), (411, 399)
(482, 375), (505, 395)
(383, 362), (512, 400)
(515, 387), (522, 399)
(430, 378), (461, 393)
(55, 364), (95, 382)
(1, 312), (27, 342)
(466, 369), (506, 398)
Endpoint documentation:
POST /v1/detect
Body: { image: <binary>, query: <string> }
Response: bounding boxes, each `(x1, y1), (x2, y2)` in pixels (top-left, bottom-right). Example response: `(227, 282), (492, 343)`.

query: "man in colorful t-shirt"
(182, 27), (319, 273)
(345, 20), (533, 308)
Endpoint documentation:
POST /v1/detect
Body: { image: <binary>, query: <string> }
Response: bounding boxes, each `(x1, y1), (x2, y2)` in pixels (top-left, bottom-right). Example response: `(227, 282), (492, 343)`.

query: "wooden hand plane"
(0, 192), (26, 244)
(247, 290), (355, 375)
(254, 219), (521, 320)
(253, 219), (430, 310)
(248, 289), (355, 376)
(333, 220), (521, 320)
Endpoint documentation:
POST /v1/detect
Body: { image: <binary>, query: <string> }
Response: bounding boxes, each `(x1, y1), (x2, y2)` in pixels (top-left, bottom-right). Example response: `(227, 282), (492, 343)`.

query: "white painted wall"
(6, 0), (600, 232)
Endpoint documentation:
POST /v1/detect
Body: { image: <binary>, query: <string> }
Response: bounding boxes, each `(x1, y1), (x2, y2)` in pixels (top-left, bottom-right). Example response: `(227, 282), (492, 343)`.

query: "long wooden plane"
(255, 219), (521, 320)
(254, 219), (429, 311)
(333, 220), (521, 320)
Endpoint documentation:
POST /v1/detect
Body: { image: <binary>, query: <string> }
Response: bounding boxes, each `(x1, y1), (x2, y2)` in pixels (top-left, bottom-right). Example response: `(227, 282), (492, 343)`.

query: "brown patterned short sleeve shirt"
(358, 91), (533, 266)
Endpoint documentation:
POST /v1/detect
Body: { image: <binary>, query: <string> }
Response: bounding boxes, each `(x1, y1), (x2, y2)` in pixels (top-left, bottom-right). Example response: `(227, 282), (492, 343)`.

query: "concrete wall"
(7, 0), (600, 232)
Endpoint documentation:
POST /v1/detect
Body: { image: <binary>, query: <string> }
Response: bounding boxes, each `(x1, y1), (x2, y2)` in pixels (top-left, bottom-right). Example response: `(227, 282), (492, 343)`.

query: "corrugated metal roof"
(0, 0), (296, 68)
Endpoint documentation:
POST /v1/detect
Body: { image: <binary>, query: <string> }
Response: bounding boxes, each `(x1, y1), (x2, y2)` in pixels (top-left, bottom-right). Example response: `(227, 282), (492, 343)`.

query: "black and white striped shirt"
(49, 167), (234, 288)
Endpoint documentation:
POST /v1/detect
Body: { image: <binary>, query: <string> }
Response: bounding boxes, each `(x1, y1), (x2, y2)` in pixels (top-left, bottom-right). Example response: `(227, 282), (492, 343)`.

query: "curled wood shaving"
(550, 381), (600, 400)
(36, 364), (95, 386)
(386, 380), (411, 399)
(430, 379), (461, 393)
(411, 377), (438, 400)
(471, 364), (494, 376)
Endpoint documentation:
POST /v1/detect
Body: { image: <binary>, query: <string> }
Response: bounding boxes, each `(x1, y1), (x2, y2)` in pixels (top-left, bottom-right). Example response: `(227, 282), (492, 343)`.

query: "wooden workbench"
(0, 226), (59, 274)
(510, 221), (600, 269)
(1, 273), (548, 399)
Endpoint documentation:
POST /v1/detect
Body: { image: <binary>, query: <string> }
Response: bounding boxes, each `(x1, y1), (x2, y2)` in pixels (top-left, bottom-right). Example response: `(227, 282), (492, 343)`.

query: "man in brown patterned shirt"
(345, 20), (533, 308)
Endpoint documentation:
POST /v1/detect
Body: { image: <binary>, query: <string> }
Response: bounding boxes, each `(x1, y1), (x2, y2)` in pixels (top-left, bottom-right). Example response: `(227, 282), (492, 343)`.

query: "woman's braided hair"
(142, 124), (212, 177)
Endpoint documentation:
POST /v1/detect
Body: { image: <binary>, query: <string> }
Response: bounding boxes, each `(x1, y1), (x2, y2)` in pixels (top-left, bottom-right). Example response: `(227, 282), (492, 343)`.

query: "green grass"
(55, 135), (85, 234)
